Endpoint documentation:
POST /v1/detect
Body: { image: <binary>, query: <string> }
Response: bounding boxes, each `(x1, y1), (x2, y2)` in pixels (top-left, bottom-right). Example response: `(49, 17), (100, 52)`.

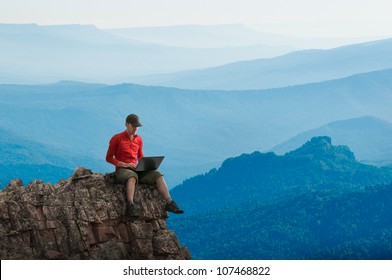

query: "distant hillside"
(170, 183), (392, 259)
(0, 164), (73, 190)
(131, 38), (392, 90)
(0, 127), (78, 166)
(272, 116), (392, 166)
(0, 128), (99, 188)
(171, 136), (392, 215)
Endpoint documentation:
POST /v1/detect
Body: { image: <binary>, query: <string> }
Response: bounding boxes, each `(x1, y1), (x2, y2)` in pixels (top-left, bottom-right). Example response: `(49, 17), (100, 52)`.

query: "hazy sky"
(1, 0), (392, 37)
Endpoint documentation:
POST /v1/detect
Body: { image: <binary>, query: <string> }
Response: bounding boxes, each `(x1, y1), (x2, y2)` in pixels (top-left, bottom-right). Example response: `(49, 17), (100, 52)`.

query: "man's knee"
(140, 170), (163, 185)
(155, 175), (164, 183)
(127, 176), (137, 184)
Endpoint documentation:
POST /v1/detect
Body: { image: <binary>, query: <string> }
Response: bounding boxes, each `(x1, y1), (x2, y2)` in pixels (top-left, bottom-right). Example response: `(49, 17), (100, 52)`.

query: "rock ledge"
(0, 167), (191, 260)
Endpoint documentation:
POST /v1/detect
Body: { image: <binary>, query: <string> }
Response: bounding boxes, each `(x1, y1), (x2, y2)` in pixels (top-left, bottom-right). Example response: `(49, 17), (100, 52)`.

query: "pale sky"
(1, 0), (392, 37)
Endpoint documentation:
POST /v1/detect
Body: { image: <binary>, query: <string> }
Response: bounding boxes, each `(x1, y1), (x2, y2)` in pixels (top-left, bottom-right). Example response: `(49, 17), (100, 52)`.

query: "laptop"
(135, 156), (164, 172)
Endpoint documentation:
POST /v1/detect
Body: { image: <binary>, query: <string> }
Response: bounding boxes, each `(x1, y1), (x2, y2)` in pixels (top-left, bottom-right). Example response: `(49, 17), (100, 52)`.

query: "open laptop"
(135, 156), (164, 172)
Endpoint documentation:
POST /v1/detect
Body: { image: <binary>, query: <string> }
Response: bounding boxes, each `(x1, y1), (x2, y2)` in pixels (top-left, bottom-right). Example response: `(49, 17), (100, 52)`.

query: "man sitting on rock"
(106, 114), (184, 218)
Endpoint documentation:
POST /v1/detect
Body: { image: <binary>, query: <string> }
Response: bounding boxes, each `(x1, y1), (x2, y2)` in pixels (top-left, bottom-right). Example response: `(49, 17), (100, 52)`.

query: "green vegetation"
(169, 136), (392, 259)
(170, 184), (392, 259)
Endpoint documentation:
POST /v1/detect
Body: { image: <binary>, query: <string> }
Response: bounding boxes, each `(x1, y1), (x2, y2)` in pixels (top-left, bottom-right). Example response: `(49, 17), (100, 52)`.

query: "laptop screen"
(135, 156), (164, 172)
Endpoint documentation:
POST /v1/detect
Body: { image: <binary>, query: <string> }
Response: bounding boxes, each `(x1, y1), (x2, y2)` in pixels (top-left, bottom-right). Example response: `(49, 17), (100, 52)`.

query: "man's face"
(126, 122), (138, 135)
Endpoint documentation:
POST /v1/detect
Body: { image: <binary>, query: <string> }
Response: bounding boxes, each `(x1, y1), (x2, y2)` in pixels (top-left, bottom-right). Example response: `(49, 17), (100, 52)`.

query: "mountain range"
(168, 137), (392, 259)
(2, 69), (392, 187)
(0, 23), (295, 84)
(131, 38), (392, 90)
(2, 23), (389, 86)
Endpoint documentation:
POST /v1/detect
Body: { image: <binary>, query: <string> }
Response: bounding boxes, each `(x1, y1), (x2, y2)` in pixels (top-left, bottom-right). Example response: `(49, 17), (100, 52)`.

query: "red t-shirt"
(106, 131), (144, 168)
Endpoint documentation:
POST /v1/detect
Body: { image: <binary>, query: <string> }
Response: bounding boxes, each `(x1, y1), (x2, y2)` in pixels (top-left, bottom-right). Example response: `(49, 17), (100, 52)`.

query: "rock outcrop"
(0, 167), (191, 260)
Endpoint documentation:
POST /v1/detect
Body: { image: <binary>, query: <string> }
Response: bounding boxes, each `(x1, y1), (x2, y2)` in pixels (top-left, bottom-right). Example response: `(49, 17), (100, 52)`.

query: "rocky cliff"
(0, 167), (191, 260)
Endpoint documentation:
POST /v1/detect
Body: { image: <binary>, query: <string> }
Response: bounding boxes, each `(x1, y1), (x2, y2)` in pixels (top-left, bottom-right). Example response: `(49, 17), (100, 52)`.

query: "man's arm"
(138, 136), (144, 160)
(106, 136), (120, 166)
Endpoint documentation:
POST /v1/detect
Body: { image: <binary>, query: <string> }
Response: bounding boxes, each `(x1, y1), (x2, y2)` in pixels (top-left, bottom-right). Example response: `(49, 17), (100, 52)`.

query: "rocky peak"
(0, 167), (190, 260)
(285, 136), (355, 162)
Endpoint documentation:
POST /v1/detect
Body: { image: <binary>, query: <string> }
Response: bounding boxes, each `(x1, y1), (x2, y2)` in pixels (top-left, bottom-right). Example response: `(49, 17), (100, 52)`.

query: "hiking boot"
(164, 200), (184, 214)
(125, 203), (139, 218)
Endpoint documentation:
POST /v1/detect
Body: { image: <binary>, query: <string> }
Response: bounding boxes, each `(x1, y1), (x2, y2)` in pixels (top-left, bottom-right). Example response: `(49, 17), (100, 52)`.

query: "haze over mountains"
(0, 23), (296, 84)
(1, 23), (388, 85)
(132, 38), (392, 90)
(105, 24), (377, 49)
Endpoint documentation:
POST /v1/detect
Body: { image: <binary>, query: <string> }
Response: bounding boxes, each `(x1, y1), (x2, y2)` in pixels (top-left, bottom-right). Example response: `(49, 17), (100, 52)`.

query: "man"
(106, 114), (183, 218)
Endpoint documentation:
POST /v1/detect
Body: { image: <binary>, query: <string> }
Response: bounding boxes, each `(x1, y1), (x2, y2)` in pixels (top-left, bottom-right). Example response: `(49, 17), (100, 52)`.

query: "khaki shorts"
(115, 168), (163, 185)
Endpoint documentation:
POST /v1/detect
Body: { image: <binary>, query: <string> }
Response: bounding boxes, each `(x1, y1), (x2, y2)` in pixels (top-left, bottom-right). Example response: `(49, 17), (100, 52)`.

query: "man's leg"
(139, 171), (171, 200)
(155, 176), (184, 214)
(155, 175), (171, 201)
(139, 171), (184, 214)
(125, 176), (139, 218)
(125, 177), (137, 203)
(116, 168), (139, 218)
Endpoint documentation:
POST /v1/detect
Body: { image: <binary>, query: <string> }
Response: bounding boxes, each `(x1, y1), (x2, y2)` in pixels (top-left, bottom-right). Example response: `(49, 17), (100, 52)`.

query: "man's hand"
(117, 161), (136, 170)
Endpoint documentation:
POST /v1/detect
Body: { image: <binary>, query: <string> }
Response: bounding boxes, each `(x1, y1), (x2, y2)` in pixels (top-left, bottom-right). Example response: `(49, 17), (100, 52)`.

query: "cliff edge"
(0, 167), (191, 260)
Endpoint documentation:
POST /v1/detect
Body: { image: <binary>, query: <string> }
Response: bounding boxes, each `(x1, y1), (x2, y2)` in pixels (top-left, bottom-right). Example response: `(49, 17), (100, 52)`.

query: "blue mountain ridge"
(170, 136), (392, 214)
